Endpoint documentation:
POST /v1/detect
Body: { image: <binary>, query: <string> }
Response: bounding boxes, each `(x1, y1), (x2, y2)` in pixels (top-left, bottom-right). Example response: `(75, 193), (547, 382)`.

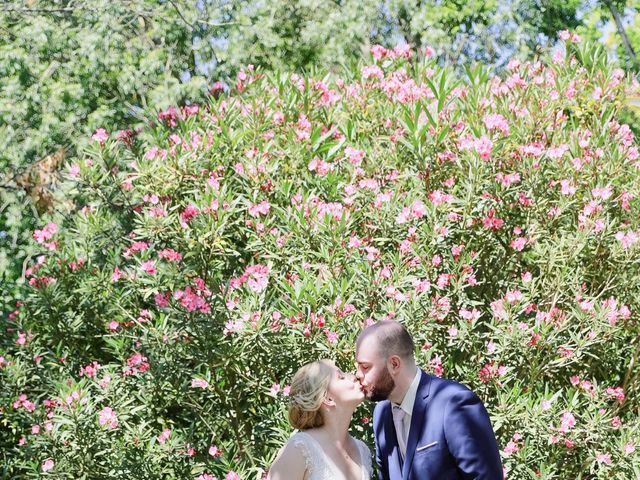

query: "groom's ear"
(388, 355), (402, 373)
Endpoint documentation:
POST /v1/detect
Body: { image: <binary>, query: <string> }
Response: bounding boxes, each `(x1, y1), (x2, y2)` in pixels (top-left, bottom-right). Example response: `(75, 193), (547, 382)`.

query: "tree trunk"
(602, 0), (639, 70)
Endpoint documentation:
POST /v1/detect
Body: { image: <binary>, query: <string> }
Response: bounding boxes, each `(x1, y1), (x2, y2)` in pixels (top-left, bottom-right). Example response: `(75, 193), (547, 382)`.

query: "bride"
(268, 359), (372, 480)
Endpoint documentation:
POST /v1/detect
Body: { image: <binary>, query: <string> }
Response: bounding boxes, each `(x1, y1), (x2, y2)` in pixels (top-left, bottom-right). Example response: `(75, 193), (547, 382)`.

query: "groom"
(355, 320), (502, 479)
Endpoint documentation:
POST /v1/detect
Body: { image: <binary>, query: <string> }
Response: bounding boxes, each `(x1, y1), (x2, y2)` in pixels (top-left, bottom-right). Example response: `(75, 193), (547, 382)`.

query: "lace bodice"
(290, 431), (373, 480)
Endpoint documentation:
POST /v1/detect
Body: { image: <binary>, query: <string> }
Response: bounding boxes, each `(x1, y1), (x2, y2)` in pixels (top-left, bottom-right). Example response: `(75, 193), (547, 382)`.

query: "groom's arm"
(443, 388), (503, 480)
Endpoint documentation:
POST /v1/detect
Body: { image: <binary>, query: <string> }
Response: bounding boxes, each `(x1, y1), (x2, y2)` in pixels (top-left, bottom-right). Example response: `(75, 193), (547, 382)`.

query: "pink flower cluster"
(370, 44), (413, 61)
(122, 241), (149, 258)
(92, 128), (109, 145)
(158, 248), (182, 262)
(79, 361), (101, 378)
(13, 394), (36, 412)
(230, 264), (270, 293)
(174, 278), (212, 313)
(191, 378), (209, 389)
(123, 352), (150, 376)
(606, 386), (625, 402)
(33, 222), (58, 250)
(98, 406), (118, 429)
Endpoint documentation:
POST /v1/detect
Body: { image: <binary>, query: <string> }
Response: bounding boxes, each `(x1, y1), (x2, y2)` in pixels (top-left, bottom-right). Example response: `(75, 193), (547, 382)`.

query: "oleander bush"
(2, 37), (640, 479)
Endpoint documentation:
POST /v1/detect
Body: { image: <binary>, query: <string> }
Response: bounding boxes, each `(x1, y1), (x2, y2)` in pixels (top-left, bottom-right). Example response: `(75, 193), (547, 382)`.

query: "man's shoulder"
(373, 399), (391, 416)
(422, 371), (477, 398)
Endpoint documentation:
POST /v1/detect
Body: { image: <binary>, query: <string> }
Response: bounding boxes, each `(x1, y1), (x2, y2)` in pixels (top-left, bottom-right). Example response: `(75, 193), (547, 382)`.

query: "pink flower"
(596, 453), (612, 465)
(158, 249), (182, 262)
(191, 378), (209, 389)
(111, 267), (124, 283)
(505, 289), (523, 304)
(270, 383), (281, 396)
(123, 352), (150, 376)
(483, 113), (510, 135)
(196, 475), (218, 480)
(248, 200), (271, 217)
(371, 45), (387, 60)
(325, 330), (338, 344)
(345, 146), (365, 166)
(624, 442), (635, 455)
(244, 264), (270, 293)
(510, 237), (527, 251)
(42, 458), (55, 472)
(308, 157), (334, 176)
(496, 172), (520, 187)
(552, 49), (564, 64)
(98, 406), (118, 429)
(181, 204), (199, 226)
(429, 190), (453, 206)
(503, 441), (519, 456)
(547, 144), (569, 159)
(158, 107), (179, 127)
(92, 128), (109, 145)
(79, 361), (101, 378)
(490, 299), (508, 321)
(474, 136), (493, 160)
(33, 222), (58, 244)
(592, 185), (613, 200)
(606, 386), (625, 402)
(482, 209), (504, 231)
(459, 308), (480, 322)
(68, 164), (80, 178)
(225, 473), (240, 480)
(157, 428), (171, 444)
(411, 200), (427, 219)
(615, 230), (638, 249)
(558, 412), (576, 433)
(141, 260), (157, 275)
(361, 65), (384, 81)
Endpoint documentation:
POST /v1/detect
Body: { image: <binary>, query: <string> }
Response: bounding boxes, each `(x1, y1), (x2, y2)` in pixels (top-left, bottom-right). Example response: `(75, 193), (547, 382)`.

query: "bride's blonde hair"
(287, 360), (333, 429)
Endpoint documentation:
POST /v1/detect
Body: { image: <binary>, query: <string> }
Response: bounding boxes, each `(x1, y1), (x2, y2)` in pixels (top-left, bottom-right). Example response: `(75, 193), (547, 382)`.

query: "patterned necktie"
(392, 404), (407, 459)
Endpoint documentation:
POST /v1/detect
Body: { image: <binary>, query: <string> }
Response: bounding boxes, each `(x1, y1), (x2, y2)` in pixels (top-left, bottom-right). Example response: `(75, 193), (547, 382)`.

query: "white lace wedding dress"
(290, 431), (373, 480)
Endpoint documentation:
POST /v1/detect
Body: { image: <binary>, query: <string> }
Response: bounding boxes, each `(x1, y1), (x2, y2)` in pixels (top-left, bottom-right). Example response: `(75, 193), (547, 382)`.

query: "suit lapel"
(402, 371), (432, 480)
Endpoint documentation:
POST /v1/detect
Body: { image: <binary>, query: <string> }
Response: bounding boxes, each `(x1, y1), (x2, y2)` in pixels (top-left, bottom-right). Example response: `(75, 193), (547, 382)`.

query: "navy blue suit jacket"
(373, 371), (502, 480)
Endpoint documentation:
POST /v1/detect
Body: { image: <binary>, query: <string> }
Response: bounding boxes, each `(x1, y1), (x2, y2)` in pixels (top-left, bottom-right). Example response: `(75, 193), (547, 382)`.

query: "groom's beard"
(368, 367), (395, 402)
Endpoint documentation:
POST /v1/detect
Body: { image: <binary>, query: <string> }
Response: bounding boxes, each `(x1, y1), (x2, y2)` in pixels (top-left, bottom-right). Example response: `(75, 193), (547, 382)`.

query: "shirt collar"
(396, 368), (421, 416)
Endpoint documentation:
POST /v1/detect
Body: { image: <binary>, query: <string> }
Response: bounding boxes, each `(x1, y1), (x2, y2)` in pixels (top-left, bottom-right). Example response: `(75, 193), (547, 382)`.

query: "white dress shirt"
(392, 368), (421, 458)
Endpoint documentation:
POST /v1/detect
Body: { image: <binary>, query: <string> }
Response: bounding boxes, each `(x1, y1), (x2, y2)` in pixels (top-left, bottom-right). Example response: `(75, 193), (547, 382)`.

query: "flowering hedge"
(2, 38), (640, 479)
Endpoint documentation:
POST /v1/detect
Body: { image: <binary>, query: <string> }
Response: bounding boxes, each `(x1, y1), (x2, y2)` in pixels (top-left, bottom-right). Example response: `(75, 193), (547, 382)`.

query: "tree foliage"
(2, 40), (640, 478)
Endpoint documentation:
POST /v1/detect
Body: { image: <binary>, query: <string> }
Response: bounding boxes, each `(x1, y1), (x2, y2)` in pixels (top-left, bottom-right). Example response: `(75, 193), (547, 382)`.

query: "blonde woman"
(268, 359), (372, 480)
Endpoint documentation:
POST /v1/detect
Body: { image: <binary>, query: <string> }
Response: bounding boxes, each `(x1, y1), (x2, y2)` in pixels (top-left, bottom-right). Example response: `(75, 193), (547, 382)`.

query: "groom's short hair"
(358, 320), (414, 361)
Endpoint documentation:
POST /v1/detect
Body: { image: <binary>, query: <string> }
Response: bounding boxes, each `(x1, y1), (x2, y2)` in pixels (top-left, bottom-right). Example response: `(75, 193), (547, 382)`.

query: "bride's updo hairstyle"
(287, 360), (333, 429)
